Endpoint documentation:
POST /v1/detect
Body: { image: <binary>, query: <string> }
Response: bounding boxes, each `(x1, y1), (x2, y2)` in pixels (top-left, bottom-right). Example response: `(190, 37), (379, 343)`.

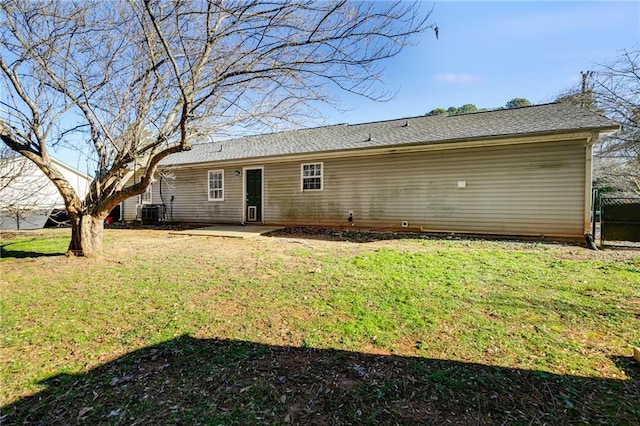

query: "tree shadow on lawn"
(3, 336), (638, 425)
(0, 245), (63, 259)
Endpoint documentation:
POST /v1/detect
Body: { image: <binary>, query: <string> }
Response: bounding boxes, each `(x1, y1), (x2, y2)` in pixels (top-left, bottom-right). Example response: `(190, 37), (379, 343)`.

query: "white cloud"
(433, 73), (482, 84)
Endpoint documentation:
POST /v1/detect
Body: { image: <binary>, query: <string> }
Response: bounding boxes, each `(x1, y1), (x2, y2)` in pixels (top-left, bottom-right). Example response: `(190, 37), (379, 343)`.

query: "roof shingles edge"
(160, 102), (619, 166)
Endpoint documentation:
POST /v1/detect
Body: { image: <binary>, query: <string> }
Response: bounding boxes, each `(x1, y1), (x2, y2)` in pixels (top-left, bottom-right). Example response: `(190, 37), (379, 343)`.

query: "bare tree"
(0, 144), (59, 229)
(594, 48), (639, 152)
(0, 0), (434, 256)
(556, 46), (639, 195)
(591, 46), (640, 195)
(593, 156), (640, 195)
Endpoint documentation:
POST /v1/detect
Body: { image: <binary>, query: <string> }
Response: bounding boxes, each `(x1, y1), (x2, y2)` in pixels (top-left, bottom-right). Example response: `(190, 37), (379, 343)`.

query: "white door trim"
(242, 166), (264, 224)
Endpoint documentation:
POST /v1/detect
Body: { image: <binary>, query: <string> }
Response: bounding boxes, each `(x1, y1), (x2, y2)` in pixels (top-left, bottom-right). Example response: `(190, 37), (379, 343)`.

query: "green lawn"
(1, 229), (639, 424)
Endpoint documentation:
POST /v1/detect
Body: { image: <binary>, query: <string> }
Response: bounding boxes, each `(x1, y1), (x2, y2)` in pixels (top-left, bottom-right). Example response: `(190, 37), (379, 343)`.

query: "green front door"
(245, 168), (262, 222)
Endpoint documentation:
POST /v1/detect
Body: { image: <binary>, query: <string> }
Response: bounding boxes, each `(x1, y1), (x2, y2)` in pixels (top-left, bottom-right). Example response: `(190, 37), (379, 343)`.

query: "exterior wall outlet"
(457, 180), (467, 188)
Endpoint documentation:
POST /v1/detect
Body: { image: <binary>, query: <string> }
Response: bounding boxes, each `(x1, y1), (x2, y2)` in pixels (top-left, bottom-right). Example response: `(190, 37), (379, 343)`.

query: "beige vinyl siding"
(122, 193), (138, 222)
(125, 137), (587, 237)
(154, 166), (243, 223)
(122, 168), (242, 223)
(122, 174), (143, 222)
(263, 139), (586, 237)
(122, 173), (161, 222)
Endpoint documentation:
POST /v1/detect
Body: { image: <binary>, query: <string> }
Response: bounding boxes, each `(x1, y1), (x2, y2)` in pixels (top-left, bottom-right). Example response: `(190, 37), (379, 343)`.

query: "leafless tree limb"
(557, 45), (639, 195)
(0, 0), (434, 256)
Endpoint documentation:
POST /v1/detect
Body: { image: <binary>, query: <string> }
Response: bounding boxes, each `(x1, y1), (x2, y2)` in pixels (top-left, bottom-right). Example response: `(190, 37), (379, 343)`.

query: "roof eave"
(160, 126), (615, 169)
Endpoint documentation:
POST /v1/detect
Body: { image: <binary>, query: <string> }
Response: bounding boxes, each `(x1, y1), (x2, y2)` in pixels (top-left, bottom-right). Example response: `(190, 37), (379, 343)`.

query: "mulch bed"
(265, 226), (581, 246)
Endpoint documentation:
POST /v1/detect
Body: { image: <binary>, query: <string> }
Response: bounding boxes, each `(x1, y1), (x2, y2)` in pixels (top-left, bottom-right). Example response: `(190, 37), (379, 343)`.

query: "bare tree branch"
(556, 45), (639, 195)
(0, 0), (434, 256)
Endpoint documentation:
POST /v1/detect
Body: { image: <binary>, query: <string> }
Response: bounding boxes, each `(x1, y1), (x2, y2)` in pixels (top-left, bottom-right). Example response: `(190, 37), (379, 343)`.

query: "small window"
(208, 170), (224, 201)
(139, 186), (152, 204)
(301, 162), (323, 191)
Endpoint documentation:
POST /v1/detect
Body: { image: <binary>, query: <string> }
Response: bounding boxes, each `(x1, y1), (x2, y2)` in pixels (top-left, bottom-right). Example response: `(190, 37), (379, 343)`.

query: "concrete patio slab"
(170, 225), (284, 239)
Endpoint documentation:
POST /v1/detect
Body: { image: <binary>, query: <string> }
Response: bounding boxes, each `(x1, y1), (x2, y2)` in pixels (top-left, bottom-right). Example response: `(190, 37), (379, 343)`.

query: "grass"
(1, 228), (639, 424)
(0, 232), (70, 258)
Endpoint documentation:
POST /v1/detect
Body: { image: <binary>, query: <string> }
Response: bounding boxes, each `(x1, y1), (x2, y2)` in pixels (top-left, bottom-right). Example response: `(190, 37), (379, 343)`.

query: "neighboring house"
(0, 157), (91, 230)
(123, 102), (619, 239)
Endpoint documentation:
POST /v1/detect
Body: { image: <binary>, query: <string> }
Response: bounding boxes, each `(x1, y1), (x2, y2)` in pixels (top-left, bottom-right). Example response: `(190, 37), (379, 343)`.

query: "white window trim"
(208, 170), (224, 201)
(301, 162), (323, 191)
(139, 186), (152, 204)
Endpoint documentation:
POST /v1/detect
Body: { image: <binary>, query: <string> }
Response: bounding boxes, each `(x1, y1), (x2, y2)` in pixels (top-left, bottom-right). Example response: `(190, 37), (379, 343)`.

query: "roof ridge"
(161, 102), (619, 166)
(193, 102), (607, 147)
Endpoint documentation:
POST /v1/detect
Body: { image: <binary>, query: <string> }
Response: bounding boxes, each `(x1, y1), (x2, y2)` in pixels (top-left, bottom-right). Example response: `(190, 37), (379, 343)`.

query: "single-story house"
(0, 157), (92, 230)
(123, 102), (619, 239)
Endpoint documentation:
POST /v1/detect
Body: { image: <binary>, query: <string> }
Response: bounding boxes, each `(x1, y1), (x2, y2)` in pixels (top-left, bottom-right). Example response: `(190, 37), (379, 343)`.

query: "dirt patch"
(266, 226), (589, 246)
(266, 226), (640, 261)
(266, 226), (466, 243)
(0, 230), (46, 240)
(3, 227), (638, 268)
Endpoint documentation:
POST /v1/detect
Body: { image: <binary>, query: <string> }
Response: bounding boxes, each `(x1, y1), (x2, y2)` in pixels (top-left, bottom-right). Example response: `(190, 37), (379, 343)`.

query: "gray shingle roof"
(161, 102), (619, 166)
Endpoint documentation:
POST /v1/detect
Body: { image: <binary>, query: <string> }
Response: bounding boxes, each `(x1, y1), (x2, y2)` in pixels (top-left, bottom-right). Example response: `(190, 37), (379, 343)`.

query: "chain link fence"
(600, 196), (640, 248)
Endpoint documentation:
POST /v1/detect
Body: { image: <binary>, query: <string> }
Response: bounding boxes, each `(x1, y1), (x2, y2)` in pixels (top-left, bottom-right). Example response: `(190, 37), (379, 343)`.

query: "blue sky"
(324, 1), (639, 124)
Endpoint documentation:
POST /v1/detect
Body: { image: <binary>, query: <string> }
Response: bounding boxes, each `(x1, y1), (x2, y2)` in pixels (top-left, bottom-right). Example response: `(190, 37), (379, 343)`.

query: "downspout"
(159, 174), (165, 222)
(133, 162), (139, 221)
(584, 131), (598, 250)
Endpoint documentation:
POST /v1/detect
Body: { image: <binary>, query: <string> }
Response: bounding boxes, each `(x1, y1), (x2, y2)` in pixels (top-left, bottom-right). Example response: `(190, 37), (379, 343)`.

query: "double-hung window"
(208, 170), (224, 201)
(301, 162), (323, 191)
(139, 186), (152, 204)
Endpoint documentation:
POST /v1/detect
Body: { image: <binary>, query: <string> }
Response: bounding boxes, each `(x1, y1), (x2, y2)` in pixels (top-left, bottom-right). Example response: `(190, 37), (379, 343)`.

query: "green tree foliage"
(428, 99), (535, 116)
(505, 98), (531, 109)
(458, 104), (478, 114)
(442, 105), (481, 115)
(427, 108), (447, 116)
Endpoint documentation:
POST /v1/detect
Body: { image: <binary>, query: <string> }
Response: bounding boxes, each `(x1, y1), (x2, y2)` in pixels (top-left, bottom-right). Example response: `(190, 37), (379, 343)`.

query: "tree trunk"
(68, 213), (106, 258)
